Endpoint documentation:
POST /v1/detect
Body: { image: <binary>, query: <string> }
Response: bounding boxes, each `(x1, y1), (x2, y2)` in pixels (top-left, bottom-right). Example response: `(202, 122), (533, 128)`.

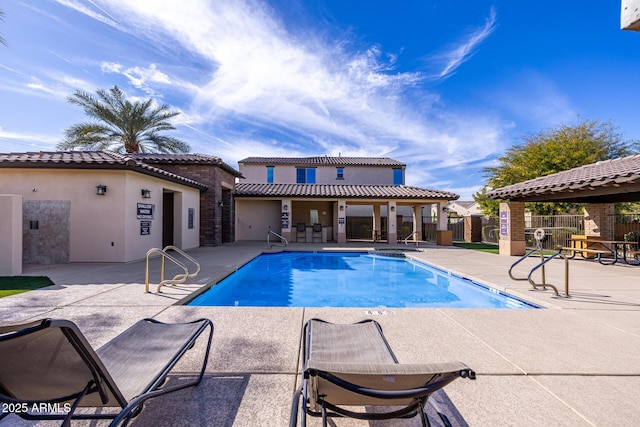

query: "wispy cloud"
(0, 128), (60, 151)
(101, 62), (171, 94)
(54, 0), (509, 196)
(53, 0), (123, 31)
(428, 7), (497, 80)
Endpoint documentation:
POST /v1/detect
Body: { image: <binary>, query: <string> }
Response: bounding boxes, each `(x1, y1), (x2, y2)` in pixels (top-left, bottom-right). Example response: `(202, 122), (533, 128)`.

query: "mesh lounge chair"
(290, 318), (475, 427)
(0, 317), (213, 427)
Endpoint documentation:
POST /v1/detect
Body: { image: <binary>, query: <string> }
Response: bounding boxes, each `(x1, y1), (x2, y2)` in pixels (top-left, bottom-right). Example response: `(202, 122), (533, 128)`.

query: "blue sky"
(0, 1), (638, 199)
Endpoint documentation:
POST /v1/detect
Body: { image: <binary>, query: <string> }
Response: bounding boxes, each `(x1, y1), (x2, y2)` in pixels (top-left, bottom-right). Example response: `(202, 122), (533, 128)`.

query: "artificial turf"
(0, 276), (54, 298)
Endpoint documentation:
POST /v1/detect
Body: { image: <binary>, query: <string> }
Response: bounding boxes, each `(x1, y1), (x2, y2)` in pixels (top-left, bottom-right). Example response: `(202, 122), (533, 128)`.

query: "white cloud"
(57, 0), (509, 186)
(427, 7), (497, 80)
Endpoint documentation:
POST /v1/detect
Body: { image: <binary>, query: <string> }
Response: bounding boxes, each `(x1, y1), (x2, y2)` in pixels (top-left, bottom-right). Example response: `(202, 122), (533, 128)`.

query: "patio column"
(337, 199), (347, 244)
(413, 206), (423, 242)
(387, 201), (397, 244)
(436, 202), (452, 246)
(281, 199), (292, 242)
(584, 203), (615, 240)
(372, 204), (381, 241)
(498, 201), (526, 256)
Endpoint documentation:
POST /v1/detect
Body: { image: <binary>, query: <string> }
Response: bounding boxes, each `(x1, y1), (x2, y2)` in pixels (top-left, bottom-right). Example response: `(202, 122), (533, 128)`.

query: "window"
(296, 167), (316, 184)
(336, 167), (344, 179)
(393, 169), (403, 185)
(266, 166), (274, 183)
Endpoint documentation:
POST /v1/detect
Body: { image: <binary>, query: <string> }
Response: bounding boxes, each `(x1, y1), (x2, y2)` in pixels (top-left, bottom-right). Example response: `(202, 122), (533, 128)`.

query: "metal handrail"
(403, 230), (419, 248)
(162, 245), (201, 280)
(527, 249), (570, 297)
(144, 246), (200, 293)
(508, 230), (569, 297)
(267, 228), (288, 249)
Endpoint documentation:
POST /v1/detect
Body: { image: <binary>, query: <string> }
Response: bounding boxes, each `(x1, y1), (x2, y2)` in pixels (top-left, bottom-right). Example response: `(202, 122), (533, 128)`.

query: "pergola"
(485, 155), (640, 255)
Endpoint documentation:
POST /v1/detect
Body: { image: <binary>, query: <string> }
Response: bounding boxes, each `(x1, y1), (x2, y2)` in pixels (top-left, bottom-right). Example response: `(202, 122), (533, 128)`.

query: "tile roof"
(486, 154), (640, 202)
(127, 153), (242, 177)
(234, 183), (458, 200)
(0, 151), (209, 190)
(238, 156), (405, 167)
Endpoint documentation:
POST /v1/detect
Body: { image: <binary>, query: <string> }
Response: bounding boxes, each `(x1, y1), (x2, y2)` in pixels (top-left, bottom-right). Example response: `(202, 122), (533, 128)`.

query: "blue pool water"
(188, 252), (537, 308)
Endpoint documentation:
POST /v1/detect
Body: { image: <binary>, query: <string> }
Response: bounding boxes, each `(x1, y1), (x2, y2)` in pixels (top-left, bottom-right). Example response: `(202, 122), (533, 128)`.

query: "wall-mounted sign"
(500, 211), (508, 236)
(281, 212), (289, 229)
(140, 221), (151, 235)
(338, 218), (345, 225)
(188, 208), (194, 229)
(137, 203), (154, 219)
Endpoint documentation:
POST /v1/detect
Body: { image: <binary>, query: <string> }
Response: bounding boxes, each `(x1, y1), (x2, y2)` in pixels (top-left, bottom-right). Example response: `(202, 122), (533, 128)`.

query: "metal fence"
(480, 215), (584, 249)
(524, 215), (584, 250)
(347, 213), (639, 247)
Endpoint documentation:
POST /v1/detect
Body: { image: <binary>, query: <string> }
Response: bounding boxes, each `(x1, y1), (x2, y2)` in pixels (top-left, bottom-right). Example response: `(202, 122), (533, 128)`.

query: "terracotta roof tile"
(0, 151), (208, 190)
(486, 154), (640, 201)
(238, 156), (405, 167)
(234, 183), (458, 200)
(128, 153), (242, 176)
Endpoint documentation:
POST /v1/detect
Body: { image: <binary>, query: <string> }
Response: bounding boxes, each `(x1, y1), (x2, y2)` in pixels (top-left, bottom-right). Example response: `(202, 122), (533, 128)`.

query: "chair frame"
(0, 317), (213, 427)
(289, 318), (475, 427)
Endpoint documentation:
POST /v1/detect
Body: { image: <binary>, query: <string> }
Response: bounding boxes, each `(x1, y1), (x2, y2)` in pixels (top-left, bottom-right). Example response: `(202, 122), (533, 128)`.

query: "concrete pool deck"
(1, 241), (640, 426)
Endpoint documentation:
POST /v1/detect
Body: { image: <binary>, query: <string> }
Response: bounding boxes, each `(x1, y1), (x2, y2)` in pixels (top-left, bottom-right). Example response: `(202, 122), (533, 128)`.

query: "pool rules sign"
(137, 203), (154, 235)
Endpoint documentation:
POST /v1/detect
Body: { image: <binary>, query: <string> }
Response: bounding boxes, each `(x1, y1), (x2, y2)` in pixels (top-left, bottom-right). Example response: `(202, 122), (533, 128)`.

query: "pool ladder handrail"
(508, 245), (570, 297)
(403, 230), (419, 248)
(145, 245), (201, 293)
(267, 227), (288, 249)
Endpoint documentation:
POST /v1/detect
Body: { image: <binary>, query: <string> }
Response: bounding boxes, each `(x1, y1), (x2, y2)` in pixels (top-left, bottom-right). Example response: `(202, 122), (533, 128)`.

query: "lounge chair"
(290, 318), (475, 427)
(0, 317), (213, 427)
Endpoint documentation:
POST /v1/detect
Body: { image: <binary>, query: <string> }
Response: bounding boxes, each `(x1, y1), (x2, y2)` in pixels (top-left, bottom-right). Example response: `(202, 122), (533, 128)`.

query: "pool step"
(370, 250), (407, 258)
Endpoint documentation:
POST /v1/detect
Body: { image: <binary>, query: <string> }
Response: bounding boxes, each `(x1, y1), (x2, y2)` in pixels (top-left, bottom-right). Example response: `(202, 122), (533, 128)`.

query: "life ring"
(533, 228), (545, 241)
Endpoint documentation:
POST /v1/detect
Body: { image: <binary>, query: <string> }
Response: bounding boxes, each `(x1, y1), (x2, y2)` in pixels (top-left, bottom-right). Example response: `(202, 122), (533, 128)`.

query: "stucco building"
(0, 151), (240, 275)
(234, 156), (459, 244)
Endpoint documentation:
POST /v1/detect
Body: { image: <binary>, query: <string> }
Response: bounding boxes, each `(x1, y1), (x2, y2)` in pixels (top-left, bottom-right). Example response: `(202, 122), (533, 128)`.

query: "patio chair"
(0, 317), (213, 427)
(290, 318), (475, 427)
(296, 223), (307, 242)
(312, 223), (323, 242)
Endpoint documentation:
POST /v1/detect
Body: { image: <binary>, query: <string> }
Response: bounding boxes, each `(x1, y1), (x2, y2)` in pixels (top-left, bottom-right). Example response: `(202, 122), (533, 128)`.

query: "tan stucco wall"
(235, 199), (281, 240)
(0, 169), (200, 263)
(239, 164), (402, 185)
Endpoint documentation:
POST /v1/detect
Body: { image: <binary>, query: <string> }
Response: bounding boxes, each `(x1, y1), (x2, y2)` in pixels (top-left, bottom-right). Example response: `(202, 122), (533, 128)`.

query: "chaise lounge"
(290, 318), (475, 427)
(0, 317), (213, 427)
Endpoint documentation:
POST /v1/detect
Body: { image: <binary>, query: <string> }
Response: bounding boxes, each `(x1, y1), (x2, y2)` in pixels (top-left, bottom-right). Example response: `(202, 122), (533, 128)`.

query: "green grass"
(453, 242), (500, 254)
(0, 276), (54, 298)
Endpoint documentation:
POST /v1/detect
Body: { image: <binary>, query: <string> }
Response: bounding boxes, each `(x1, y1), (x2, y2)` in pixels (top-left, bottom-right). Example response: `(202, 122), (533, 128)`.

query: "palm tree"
(57, 86), (190, 154)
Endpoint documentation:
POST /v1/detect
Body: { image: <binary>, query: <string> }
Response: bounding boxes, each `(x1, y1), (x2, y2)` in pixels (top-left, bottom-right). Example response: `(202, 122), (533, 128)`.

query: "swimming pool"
(188, 252), (537, 308)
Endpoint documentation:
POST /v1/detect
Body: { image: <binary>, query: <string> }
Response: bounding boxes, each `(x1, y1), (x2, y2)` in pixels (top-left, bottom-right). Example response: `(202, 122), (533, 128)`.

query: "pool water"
(188, 252), (537, 308)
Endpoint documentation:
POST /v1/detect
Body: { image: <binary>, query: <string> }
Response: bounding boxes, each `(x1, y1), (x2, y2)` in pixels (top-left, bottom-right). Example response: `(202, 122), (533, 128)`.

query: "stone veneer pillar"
(584, 203), (615, 240)
(464, 214), (482, 242)
(498, 201), (526, 256)
(0, 194), (22, 276)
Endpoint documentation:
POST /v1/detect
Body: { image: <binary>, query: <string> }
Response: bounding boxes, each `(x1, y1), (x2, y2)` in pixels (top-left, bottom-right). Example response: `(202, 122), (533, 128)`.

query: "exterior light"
(339, 205), (344, 211)
(141, 189), (151, 198)
(283, 204), (288, 211)
(390, 206), (395, 212)
(218, 201), (224, 207)
(96, 185), (107, 195)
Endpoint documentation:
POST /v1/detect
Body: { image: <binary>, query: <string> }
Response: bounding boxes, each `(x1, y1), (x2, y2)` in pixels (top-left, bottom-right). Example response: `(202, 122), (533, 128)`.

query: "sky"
(1, 1), (639, 200)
